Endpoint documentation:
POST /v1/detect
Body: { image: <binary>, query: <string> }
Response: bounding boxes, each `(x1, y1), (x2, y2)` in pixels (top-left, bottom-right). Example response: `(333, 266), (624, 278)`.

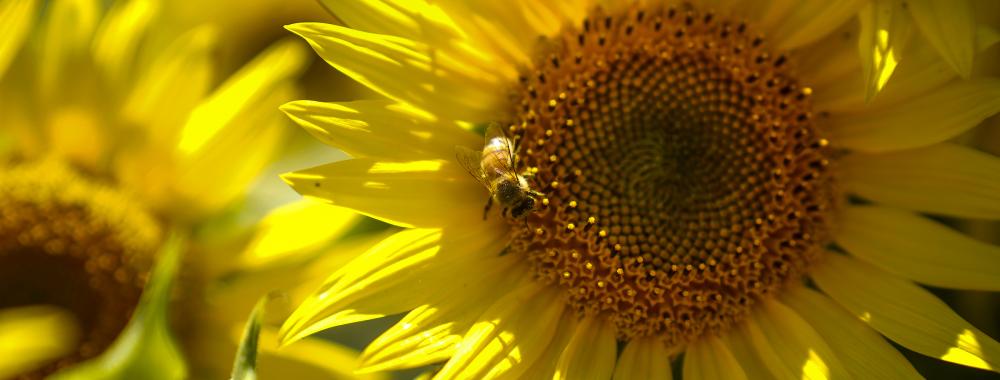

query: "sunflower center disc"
(0, 161), (161, 378)
(504, 5), (835, 344)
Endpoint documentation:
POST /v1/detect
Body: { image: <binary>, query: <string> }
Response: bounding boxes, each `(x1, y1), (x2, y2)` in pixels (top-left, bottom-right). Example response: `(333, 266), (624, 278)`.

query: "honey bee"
(457, 124), (544, 219)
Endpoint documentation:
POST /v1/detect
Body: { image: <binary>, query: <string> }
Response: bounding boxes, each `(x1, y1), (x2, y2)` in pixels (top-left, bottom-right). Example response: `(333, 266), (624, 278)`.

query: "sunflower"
(277, 0), (1000, 378)
(0, 0), (383, 378)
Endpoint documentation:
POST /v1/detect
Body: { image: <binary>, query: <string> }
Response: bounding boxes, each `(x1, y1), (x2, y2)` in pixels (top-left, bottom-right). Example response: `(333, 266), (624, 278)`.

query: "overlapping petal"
(683, 335), (746, 380)
(435, 281), (566, 379)
(812, 254), (1000, 373)
(835, 205), (1000, 290)
(830, 79), (1000, 152)
(841, 143), (1000, 218)
(554, 315), (617, 380)
(613, 336), (672, 380)
(781, 286), (921, 379)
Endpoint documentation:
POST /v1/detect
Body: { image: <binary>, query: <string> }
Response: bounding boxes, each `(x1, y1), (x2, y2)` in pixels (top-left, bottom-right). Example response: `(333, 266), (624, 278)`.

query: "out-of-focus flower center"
(0, 161), (161, 379)
(504, 4), (835, 345)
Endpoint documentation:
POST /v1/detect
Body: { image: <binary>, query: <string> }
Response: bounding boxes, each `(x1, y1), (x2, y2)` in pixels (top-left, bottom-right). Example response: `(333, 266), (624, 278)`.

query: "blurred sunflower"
(0, 0), (384, 378)
(278, 0), (1000, 379)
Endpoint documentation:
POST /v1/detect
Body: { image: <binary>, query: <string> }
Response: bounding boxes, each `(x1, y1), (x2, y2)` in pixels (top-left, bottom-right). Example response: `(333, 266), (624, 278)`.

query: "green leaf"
(51, 233), (188, 380)
(231, 296), (272, 380)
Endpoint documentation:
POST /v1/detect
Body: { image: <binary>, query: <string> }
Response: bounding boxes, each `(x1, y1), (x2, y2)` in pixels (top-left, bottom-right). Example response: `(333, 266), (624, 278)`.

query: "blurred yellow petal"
(116, 26), (217, 210)
(612, 336), (671, 380)
(47, 106), (107, 171)
(857, 0), (912, 102)
(835, 205), (1000, 290)
(238, 200), (362, 270)
(554, 315), (617, 380)
(172, 38), (308, 217)
(92, 0), (159, 86)
(812, 254), (1000, 373)
(831, 79), (1000, 152)
(741, 297), (850, 380)
(282, 158), (486, 228)
(682, 335), (746, 380)
(280, 99), (480, 160)
(436, 281), (565, 380)
(285, 22), (504, 122)
(121, 25), (216, 137)
(907, 0), (976, 77)
(258, 328), (387, 380)
(769, 0), (866, 50)
(38, 0), (101, 98)
(841, 143), (1000, 219)
(0, 305), (80, 379)
(52, 233), (186, 380)
(781, 286), (921, 380)
(0, 0), (36, 80)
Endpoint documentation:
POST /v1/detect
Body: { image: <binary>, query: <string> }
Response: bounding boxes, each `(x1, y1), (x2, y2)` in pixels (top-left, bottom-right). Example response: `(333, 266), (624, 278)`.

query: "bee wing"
(484, 123), (516, 160)
(455, 145), (491, 189)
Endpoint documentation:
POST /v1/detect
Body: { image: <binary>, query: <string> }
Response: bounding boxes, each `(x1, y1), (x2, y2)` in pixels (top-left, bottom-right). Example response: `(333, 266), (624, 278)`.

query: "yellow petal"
(722, 322), (778, 380)
(811, 253), (1000, 373)
(317, 0), (461, 48)
(92, 0), (159, 86)
(813, 23), (999, 114)
(280, 99), (480, 160)
(205, 228), (391, 332)
(176, 38), (305, 156)
(740, 297), (850, 380)
(47, 106), (108, 171)
(612, 336), (672, 380)
(37, 0), (101, 98)
(831, 79), (1000, 152)
(841, 143), (1000, 219)
(769, 0), (867, 50)
(52, 233), (187, 380)
(433, 0), (582, 68)
(279, 228), (441, 344)
(436, 281), (566, 380)
(280, 223), (507, 345)
(0, 0), (36, 80)
(682, 335), (746, 380)
(857, 0), (913, 102)
(238, 200), (362, 270)
(781, 286), (921, 380)
(835, 205), (1000, 290)
(172, 38), (308, 217)
(554, 315), (617, 380)
(0, 305), (80, 379)
(282, 158), (487, 228)
(257, 328), (387, 380)
(796, 22), (862, 106)
(907, 0), (976, 77)
(513, 312), (579, 380)
(285, 22), (504, 123)
(358, 256), (525, 373)
(121, 25), (216, 139)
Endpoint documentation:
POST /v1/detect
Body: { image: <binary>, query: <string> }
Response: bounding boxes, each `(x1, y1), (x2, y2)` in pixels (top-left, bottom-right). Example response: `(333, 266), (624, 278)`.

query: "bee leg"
(482, 197), (494, 220)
